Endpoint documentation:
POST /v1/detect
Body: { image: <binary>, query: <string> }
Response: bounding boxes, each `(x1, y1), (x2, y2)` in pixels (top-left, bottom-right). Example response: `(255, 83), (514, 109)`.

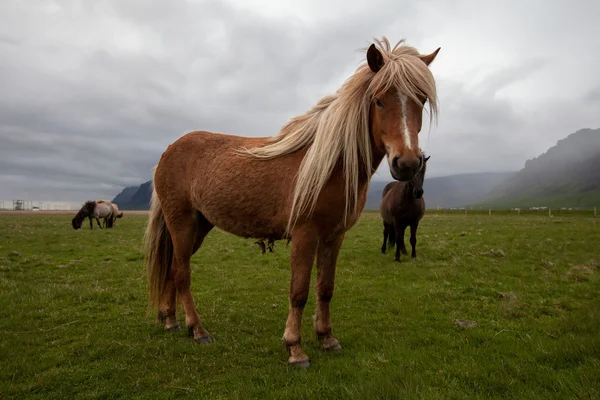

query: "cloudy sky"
(1, 0), (599, 203)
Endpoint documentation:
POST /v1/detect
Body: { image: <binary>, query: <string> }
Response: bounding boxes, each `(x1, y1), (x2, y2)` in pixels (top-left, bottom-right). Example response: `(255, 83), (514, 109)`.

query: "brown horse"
(143, 37), (440, 367)
(380, 154), (430, 261)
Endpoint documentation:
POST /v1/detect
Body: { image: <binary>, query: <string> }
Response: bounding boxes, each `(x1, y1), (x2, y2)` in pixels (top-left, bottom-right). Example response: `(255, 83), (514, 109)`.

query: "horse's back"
(154, 130), (367, 239)
(153, 130), (298, 239)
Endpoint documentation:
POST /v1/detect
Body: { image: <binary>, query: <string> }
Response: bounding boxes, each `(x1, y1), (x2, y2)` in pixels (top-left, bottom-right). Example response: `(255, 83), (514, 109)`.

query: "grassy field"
(1, 211), (599, 399)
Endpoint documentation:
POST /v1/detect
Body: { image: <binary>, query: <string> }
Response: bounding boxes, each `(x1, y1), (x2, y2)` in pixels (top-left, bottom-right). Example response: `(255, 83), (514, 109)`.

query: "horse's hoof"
(324, 343), (342, 351)
(289, 359), (310, 368)
(165, 324), (181, 332)
(194, 335), (213, 344)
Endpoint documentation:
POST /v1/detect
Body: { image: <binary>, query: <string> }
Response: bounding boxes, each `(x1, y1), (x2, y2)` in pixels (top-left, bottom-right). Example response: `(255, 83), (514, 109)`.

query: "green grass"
(1, 211), (599, 399)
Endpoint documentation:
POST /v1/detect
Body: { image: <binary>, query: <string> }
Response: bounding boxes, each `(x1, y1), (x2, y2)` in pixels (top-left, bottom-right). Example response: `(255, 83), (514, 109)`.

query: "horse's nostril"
(391, 155), (400, 168)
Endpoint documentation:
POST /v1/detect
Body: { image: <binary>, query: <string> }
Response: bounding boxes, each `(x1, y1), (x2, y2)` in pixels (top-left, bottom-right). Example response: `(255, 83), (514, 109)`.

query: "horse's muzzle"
(413, 188), (424, 199)
(390, 156), (420, 181)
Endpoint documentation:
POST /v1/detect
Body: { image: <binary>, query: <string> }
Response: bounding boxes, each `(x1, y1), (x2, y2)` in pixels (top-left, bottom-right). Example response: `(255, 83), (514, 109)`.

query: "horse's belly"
(94, 204), (111, 218)
(194, 183), (290, 240)
(202, 207), (288, 239)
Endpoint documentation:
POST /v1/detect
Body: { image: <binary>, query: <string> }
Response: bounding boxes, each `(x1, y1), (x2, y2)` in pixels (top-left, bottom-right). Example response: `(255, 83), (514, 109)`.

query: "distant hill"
(113, 181), (152, 210)
(112, 172), (514, 211)
(477, 128), (600, 209)
(365, 172), (514, 210)
(112, 186), (138, 206)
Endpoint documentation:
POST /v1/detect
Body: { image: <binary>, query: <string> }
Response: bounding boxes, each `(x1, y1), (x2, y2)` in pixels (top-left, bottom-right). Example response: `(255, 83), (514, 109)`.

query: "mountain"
(477, 128), (600, 209)
(112, 172), (513, 211)
(113, 181), (152, 210)
(111, 186), (139, 206)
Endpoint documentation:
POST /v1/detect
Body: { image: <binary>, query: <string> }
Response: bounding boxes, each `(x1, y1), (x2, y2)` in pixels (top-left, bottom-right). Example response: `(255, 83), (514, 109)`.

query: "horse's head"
(411, 154), (430, 199)
(367, 42), (439, 182)
(71, 215), (82, 230)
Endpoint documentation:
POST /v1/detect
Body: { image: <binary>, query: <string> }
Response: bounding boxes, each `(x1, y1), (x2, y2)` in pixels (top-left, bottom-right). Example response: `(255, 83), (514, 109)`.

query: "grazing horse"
(143, 37), (440, 367)
(72, 200), (115, 230)
(380, 154), (430, 261)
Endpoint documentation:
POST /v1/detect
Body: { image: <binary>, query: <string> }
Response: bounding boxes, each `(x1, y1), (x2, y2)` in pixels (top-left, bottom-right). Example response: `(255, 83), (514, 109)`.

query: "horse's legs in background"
(394, 224), (407, 262)
(167, 210), (213, 343)
(314, 233), (344, 351)
(95, 217), (103, 229)
(283, 226), (319, 367)
(410, 223), (418, 258)
(381, 223), (390, 253)
(399, 225), (408, 255)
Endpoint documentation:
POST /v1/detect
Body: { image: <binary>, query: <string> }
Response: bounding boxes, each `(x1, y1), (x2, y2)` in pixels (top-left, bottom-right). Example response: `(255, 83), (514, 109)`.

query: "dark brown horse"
(143, 37), (440, 367)
(380, 154), (430, 261)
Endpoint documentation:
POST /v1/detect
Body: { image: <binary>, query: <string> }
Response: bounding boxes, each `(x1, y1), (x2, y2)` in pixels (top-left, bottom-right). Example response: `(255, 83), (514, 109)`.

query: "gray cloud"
(1, 0), (599, 202)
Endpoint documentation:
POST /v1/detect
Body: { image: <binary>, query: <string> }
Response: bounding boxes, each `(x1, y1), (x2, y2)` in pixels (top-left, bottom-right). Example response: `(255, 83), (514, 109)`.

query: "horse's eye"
(421, 97), (427, 105)
(375, 99), (384, 108)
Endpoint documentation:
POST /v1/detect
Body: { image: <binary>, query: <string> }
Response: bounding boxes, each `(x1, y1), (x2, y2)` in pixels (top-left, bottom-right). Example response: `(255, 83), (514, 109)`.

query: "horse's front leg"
(89, 217), (93, 229)
(381, 223), (389, 253)
(410, 223), (418, 258)
(283, 226), (318, 368)
(314, 233), (344, 351)
(96, 218), (103, 229)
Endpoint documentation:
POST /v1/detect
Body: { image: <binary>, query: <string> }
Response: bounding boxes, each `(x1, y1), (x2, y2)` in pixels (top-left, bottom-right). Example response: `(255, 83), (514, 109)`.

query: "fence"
(423, 207), (597, 218)
(0, 200), (78, 211)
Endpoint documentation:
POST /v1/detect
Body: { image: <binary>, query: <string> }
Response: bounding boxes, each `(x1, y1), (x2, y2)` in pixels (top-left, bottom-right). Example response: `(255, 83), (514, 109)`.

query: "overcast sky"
(1, 0), (599, 202)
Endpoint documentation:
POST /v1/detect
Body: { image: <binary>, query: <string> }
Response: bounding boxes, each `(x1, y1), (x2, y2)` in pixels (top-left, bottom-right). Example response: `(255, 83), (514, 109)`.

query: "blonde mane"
(239, 37), (439, 233)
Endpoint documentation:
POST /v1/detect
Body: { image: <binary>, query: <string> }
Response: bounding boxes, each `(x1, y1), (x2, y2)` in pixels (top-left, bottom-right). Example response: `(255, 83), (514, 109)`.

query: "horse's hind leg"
(158, 266), (180, 331)
(314, 233), (344, 352)
(283, 226), (319, 368)
(410, 223), (418, 258)
(166, 210), (213, 343)
(96, 217), (103, 229)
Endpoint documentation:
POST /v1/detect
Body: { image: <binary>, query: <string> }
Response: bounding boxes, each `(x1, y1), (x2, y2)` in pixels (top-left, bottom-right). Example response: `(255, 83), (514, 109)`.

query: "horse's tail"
(387, 226), (396, 249)
(143, 180), (173, 316)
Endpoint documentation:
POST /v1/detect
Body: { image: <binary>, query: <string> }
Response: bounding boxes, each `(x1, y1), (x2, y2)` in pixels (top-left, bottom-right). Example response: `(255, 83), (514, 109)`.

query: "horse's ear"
(420, 47), (440, 66)
(425, 155), (431, 162)
(367, 44), (384, 73)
